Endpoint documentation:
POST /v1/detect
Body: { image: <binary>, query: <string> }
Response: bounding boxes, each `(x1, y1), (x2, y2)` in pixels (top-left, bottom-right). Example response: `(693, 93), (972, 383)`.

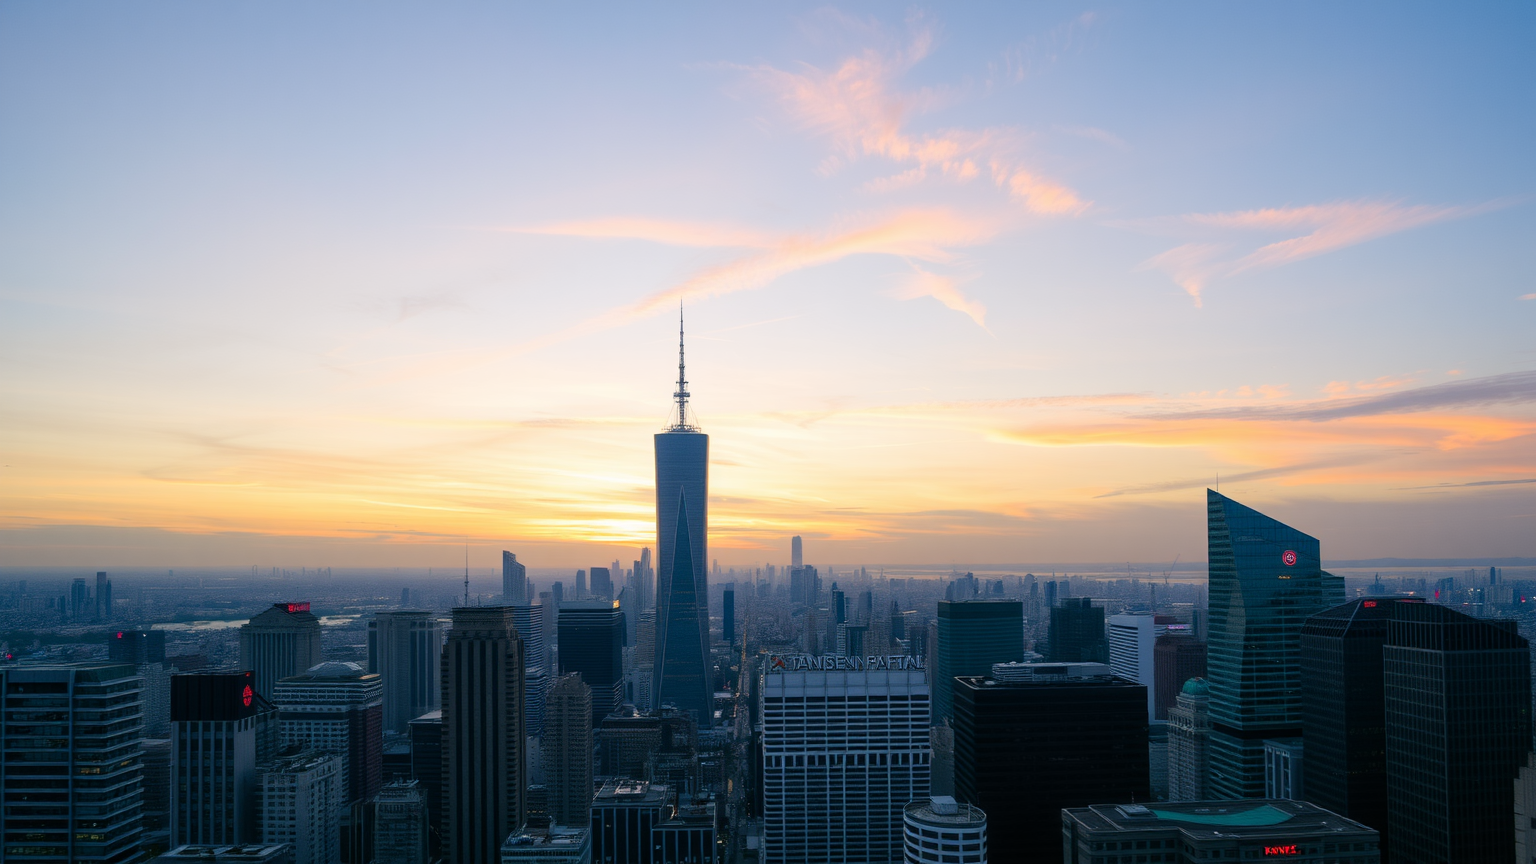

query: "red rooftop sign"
(1264, 845), (1298, 856)
(283, 602), (310, 613)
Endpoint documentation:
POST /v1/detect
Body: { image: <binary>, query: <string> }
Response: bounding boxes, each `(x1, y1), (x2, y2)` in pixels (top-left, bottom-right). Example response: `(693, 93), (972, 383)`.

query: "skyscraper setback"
(653, 310), (713, 727)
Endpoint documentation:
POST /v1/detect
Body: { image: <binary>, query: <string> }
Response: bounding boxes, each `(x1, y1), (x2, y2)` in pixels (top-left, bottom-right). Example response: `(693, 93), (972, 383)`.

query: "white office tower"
(761, 658), (930, 864)
(903, 796), (987, 864)
(259, 748), (341, 864)
(1107, 613), (1169, 721)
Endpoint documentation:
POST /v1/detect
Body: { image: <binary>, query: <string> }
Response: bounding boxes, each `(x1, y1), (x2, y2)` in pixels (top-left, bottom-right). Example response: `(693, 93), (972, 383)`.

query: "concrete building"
(367, 780), (429, 864)
(1264, 738), (1303, 800)
(368, 611), (442, 734)
(1062, 800), (1379, 863)
(500, 826), (591, 864)
(1151, 635), (1206, 721)
(1166, 678), (1211, 802)
(272, 661), (383, 806)
(156, 846), (295, 864)
(258, 747), (341, 864)
(653, 794), (718, 864)
(0, 663), (145, 864)
(1107, 613), (1174, 720)
(442, 607), (528, 864)
(543, 673), (594, 829)
(172, 671), (279, 847)
(902, 796), (986, 864)
(590, 780), (671, 864)
(760, 658), (930, 864)
(239, 602), (324, 701)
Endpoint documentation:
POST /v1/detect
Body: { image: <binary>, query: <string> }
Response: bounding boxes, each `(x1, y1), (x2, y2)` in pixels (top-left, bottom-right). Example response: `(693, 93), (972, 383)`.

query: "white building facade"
(760, 656), (931, 864)
(1107, 613), (1169, 721)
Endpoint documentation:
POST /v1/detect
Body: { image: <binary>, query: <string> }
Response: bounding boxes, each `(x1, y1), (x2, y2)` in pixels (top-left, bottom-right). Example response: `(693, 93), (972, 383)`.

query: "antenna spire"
(463, 544), (470, 607)
(670, 300), (696, 430)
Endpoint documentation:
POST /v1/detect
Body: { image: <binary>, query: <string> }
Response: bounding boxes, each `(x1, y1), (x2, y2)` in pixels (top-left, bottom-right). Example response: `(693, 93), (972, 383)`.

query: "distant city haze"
(1, 4), (1532, 568)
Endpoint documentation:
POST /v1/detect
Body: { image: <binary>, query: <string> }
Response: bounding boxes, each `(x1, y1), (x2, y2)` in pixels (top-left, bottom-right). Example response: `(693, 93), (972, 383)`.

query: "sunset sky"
(2, 3), (1533, 569)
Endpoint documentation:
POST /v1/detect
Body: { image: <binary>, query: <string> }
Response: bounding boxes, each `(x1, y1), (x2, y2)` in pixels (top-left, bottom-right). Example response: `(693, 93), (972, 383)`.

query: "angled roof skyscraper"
(652, 307), (713, 726)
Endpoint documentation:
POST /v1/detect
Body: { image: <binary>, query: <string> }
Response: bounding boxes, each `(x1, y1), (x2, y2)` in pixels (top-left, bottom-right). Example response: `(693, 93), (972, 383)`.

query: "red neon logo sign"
(283, 602), (310, 613)
(241, 685), (254, 707)
(1264, 845), (1298, 856)
(1362, 601), (1377, 608)
(116, 632), (125, 639)
(1281, 550), (1297, 567)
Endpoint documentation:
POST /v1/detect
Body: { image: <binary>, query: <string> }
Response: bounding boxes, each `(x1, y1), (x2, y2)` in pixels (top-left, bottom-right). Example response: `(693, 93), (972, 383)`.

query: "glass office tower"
(932, 599), (1023, 725)
(652, 314), (713, 727)
(1205, 489), (1327, 799)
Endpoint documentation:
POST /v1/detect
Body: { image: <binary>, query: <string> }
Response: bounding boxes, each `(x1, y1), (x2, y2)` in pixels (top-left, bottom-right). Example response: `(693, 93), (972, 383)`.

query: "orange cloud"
(891, 264), (988, 328)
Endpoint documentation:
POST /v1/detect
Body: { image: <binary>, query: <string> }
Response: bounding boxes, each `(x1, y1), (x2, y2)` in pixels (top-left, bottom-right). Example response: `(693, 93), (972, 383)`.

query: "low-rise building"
(155, 845), (295, 864)
(500, 826), (592, 864)
(903, 796), (986, 864)
(1061, 800), (1379, 863)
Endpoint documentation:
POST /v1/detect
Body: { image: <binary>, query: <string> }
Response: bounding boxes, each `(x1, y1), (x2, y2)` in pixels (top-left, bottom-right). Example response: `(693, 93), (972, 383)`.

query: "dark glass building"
(1152, 635), (1206, 720)
(653, 317), (713, 727)
(109, 628), (167, 665)
(408, 709), (443, 858)
(558, 600), (626, 725)
(952, 665), (1148, 864)
(502, 551), (527, 604)
(1048, 598), (1108, 663)
(722, 588), (735, 646)
(933, 599), (1023, 725)
(1205, 490), (1327, 799)
(1299, 597), (1421, 850)
(1384, 602), (1530, 863)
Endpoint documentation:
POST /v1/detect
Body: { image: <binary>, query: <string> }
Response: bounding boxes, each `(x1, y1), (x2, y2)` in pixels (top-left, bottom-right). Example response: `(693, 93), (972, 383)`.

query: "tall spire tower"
(653, 303), (713, 726)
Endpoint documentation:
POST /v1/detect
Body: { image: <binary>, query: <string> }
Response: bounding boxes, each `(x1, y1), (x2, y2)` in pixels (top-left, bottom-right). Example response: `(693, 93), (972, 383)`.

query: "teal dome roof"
(1181, 677), (1210, 697)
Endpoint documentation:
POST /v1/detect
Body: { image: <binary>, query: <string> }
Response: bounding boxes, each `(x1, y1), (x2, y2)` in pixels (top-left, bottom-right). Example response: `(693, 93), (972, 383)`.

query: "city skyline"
(2, 4), (1533, 569)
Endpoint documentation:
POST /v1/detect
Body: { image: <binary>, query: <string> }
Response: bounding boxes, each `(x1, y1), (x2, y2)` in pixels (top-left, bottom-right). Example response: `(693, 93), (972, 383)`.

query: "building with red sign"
(1061, 799), (1379, 863)
(239, 602), (323, 701)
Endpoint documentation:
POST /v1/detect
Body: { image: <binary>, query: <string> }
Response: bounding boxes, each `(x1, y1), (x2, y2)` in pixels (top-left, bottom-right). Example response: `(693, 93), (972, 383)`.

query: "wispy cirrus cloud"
(740, 25), (1088, 215)
(1134, 199), (1494, 305)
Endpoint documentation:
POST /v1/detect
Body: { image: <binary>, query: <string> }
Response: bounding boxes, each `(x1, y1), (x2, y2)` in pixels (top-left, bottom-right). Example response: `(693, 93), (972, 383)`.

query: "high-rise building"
(0, 663), (144, 864)
(558, 600), (625, 725)
(407, 711), (443, 857)
(441, 607), (528, 864)
(1166, 677), (1211, 802)
(511, 605), (545, 672)
(902, 796), (986, 864)
(95, 570), (112, 620)
(590, 780), (671, 864)
(952, 664), (1148, 864)
(722, 588), (735, 647)
(590, 567), (613, 601)
(239, 602), (324, 701)
(258, 746), (341, 864)
(933, 600), (1023, 725)
(1047, 598), (1107, 663)
(272, 660), (384, 805)
(760, 657), (930, 864)
(110, 627), (167, 664)
(1384, 601), (1530, 862)
(1152, 635), (1207, 720)
(543, 673), (594, 828)
(791, 536), (803, 569)
(1516, 753), (1536, 864)
(72, 576), (90, 619)
(652, 794), (718, 864)
(525, 666), (549, 738)
(1299, 597), (1418, 844)
(1062, 800), (1379, 863)
(653, 313), (712, 728)
(503, 552), (527, 605)
(500, 826), (592, 864)
(171, 671), (279, 847)
(368, 611), (442, 734)
(1205, 490), (1327, 799)
(1107, 613), (1173, 720)
(366, 780), (429, 864)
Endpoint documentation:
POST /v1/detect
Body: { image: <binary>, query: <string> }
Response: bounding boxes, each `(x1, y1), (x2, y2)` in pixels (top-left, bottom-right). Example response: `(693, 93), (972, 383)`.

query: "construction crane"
(1162, 553), (1181, 588)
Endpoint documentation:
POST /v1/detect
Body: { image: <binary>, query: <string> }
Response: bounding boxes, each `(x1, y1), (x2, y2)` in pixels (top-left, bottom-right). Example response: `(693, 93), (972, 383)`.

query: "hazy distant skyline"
(2, 3), (1533, 568)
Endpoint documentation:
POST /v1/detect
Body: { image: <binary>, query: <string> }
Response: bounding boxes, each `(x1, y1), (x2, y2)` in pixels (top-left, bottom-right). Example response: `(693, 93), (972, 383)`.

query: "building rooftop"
(905, 796), (986, 827)
(594, 778), (670, 805)
(502, 825), (590, 850)
(1181, 677), (1210, 697)
(1064, 799), (1375, 838)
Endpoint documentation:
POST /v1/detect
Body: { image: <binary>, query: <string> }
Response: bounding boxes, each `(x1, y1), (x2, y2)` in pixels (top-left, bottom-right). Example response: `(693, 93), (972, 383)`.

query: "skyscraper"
(239, 601), (324, 701)
(171, 671), (279, 847)
(258, 747), (342, 864)
(791, 535), (803, 569)
(952, 664), (1148, 864)
(543, 673), (594, 829)
(503, 552), (527, 604)
(1384, 601), (1530, 862)
(1152, 634), (1207, 720)
(1047, 598), (1108, 663)
(760, 657), (930, 864)
(0, 663), (144, 864)
(441, 607), (528, 864)
(95, 570), (112, 621)
(272, 661), (384, 805)
(653, 311), (712, 727)
(722, 588), (735, 647)
(557, 600), (625, 725)
(1205, 490), (1327, 799)
(1166, 677), (1211, 801)
(589, 566), (613, 600)
(1107, 612), (1173, 720)
(368, 611), (442, 733)
(932, 600), (1023, 725)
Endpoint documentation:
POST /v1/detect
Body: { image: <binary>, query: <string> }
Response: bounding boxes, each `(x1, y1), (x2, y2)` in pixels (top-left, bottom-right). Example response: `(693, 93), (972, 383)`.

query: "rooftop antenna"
(669, 299), (696, 431)
(463, 544), (470, 607)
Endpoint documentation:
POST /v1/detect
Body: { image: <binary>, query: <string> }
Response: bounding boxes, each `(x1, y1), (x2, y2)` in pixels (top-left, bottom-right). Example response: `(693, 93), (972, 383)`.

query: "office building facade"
(0, 663), (144, 864)
(272, 660), (384, 805)
(1166, 677), (1211, 802)
(239, 602), (324, 701)
(952, 665), (1148, 864)
(408, 711), (443, 857)
(902, 796), (986, 864)
(558, 600), (625, 725)
(1151, 635), (1206, 721)
(171, 671), (279, 847)
(1062, 800), (1379, 864)
(367, 780), (429, 864)
(544, 673), (594, 829)
(932, 600), (1022, 725)
(590, 779), (671, 864)
(1107, 613), (1173, 720)
(368, 611), (442, 734)
(1205, 490), (1327, 799)
(503, 552), (528, 605)
(258, 748), (341, 864)
(442, 607), (528, 864)
(760, 662), (930, 864)
(1048, 598), (1108, 664)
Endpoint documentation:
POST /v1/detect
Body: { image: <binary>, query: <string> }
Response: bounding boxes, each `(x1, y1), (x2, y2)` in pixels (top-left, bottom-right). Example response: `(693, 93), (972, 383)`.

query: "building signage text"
(767, 654), (924, 672)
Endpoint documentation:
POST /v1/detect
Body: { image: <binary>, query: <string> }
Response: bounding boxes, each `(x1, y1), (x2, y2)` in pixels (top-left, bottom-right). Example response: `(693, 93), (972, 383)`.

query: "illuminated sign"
(1281, 550), (1298, 567)
(116, 632), (125, 639)
(241, 685), (254, 707)
(283, 602), (310, 613)
(767, 654), (924, 672)
(1362, 601), (1377, 608)
(1264, 845), (1298, 856)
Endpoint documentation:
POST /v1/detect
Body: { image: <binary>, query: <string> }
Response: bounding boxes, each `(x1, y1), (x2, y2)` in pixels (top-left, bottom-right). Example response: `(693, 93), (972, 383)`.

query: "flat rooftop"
(1065, 800), (1376, 838)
